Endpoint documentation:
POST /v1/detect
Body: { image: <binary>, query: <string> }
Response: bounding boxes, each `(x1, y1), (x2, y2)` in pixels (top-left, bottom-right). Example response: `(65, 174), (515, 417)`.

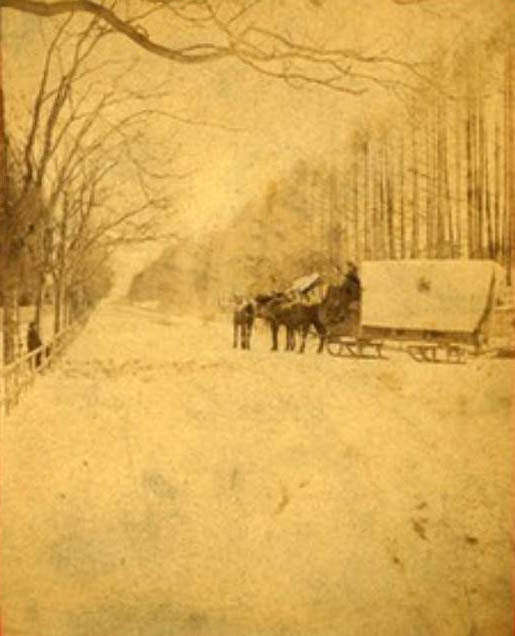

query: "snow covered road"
(0, 300), (512, 636)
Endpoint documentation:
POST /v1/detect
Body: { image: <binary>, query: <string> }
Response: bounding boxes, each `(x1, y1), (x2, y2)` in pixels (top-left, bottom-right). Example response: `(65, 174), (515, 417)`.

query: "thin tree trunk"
(425, 121), (434, 258)
(378, 148), (386, 258)
(386, 163), (395, 259)
(399, 133), (406, 259)
(372, 151), (380, 259)
(341, 176), (350, 263)
(505, 49), (514, 284)
(484, 121), (494, 259)
(54, 277), (63, 335)
(363, 140), (371, 259)
(33, 271), (46, 333)
(494, 122), (502, 262)
(353, 158), (360, 262)
(466, 98), (475, 259)
(328, 169), (338, 271)
(411, 125), (420, 258)
(477, 97), (486, 258)
(0, 9), (19, 365)
(436, 101), (446, 257)
(441, 101), (454, 258)
(455, 98), (463, 258)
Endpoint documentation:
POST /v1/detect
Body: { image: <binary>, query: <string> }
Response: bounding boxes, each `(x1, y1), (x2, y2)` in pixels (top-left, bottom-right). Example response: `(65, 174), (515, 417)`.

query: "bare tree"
(1, 1), (437, 95)
(1, 14), (175, 360)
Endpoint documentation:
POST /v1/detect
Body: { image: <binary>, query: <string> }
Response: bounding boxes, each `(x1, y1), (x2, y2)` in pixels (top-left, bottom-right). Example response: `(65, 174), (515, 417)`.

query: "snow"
(0, 299), (512, 636)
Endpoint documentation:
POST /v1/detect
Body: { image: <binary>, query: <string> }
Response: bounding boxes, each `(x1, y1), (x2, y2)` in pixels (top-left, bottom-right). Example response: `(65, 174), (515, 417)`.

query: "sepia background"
(0, 1), (513, 635)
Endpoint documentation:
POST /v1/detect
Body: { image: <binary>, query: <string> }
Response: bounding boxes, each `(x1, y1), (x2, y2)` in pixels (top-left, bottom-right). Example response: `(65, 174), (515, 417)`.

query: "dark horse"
(256, 279), (361, 353)
(233, 297), (256, 349)
(256, 296), (326, 353)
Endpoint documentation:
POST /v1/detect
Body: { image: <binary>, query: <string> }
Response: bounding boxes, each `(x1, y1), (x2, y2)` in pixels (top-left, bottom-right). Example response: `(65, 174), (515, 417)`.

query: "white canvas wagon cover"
(360, 260), (504, 334)
(287, 272), (322, 294)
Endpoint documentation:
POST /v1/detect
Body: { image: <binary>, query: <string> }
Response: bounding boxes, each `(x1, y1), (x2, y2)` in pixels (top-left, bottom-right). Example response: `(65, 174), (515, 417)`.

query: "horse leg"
(271, 323), (278, 351)
(246, 321), (252, 350)
(315, 321), (326, 353)
(286, 326), (294, 351)
(244, 323), (251, 349)
(233, 321), (238, 348)
(245, 321), (252, 349)
(299, 325), (309, 353)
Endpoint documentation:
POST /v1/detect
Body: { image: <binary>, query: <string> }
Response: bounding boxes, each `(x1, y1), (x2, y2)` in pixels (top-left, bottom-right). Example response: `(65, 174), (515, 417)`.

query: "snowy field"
(0, 299), (512, 636)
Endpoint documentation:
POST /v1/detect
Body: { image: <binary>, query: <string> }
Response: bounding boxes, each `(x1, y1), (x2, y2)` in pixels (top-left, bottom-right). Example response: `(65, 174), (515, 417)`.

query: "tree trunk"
(353, 158), (360, 262)
(441, 100), (454, 258)
(425, 121), (434, 258)
(0, 9), (18, 365)
(411, 125), (420, 258)
(505, 49), (514, 284)
(53, 276), (65, 335)
(484, 121), (494, 259)
(399, 133), (406, 259)
(372, 151), (380, 259)
(328, 169), (335, 268)
(363, 140), (371, 260)
(340, 175), (350, 264)
(455, 99), (463, 258)
(436, 101), (445, 257)
(378, 151), (386, 259)
(466, 98), (475, 259)
(494, 122), (502, 262)
(33, 271), (46, 333)
(477, 97), (486, 258)
(386, 154), (395, 259)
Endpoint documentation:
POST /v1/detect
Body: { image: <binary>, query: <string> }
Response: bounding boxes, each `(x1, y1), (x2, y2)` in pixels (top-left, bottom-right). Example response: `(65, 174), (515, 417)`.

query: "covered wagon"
(326, 259), (505, 362)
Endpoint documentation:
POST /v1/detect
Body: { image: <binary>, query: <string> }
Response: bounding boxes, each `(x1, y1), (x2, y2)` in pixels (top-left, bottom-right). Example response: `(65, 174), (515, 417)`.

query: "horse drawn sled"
(324, 259), (505, 364)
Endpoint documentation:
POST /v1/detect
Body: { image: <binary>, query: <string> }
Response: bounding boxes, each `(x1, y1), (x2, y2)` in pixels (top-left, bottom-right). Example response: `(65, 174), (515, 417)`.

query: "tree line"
(1, 2), (513, 354)
(182, 22), (514, 305)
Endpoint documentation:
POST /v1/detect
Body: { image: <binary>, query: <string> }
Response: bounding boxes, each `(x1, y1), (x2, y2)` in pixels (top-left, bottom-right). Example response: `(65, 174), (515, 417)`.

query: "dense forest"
(131, 25), (514, 312)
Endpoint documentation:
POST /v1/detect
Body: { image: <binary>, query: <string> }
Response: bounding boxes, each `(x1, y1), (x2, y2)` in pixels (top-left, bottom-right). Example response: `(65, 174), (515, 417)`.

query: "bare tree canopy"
(0, 0), (443, 95)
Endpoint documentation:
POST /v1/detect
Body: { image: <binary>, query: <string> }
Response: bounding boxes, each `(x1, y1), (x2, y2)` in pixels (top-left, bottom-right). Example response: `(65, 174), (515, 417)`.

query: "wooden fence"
(0, 314), (88, 418)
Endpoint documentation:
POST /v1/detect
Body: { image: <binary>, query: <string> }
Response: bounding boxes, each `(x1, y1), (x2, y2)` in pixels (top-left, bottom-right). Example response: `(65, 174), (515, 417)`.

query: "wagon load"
(359, 259), (504, 361)
(286, 272), (322, 298)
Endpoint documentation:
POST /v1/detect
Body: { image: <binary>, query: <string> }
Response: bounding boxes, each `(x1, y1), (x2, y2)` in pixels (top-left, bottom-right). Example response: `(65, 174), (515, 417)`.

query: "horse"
(256, 278), (361, 354)
(255, 295), (326, 353)
(232, 296), (256, 349)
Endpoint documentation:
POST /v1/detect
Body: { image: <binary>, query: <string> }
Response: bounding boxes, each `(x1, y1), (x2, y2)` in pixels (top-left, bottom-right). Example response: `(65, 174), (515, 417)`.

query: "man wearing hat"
(344, 261), (361, 297)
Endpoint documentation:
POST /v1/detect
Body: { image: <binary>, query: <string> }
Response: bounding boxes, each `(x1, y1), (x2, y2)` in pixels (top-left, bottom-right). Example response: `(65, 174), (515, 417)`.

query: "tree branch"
(0, 0), (232, 63)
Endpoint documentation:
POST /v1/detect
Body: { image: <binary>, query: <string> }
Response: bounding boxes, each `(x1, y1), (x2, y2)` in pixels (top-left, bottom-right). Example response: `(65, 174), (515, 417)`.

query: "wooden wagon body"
(326, 259), (505, 361)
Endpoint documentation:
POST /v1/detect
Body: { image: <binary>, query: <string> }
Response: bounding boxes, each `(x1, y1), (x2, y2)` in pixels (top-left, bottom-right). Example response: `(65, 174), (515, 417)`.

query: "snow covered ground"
(0, 299), (512, 636)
